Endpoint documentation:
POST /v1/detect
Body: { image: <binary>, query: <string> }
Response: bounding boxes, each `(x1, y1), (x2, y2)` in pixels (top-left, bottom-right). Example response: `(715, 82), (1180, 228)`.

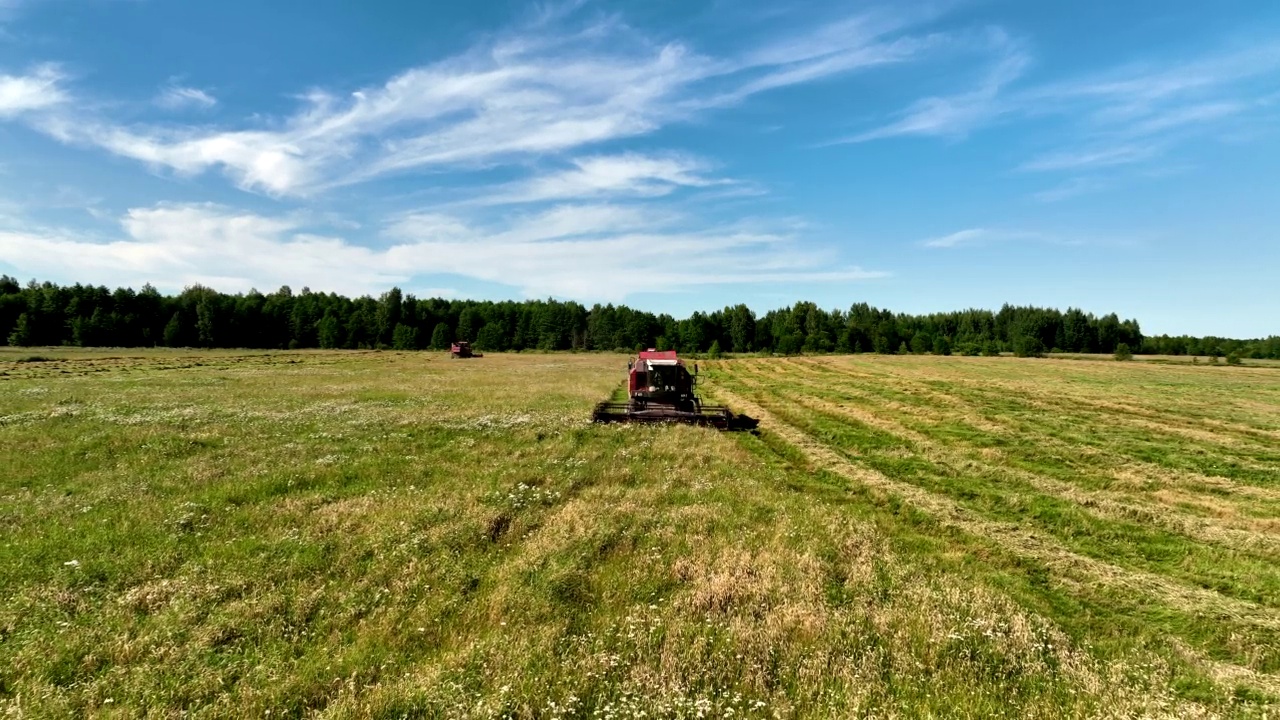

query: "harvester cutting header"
(592, 350), (758, 431)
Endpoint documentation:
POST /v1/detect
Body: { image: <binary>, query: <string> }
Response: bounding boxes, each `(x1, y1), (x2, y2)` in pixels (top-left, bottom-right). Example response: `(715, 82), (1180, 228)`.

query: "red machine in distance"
(450, 341), (482, 358)
(591, 349), (758, 430)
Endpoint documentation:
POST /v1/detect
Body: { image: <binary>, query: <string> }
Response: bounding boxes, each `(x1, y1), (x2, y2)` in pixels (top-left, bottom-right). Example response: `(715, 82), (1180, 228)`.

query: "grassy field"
(1, 349), (1277, 717)
(1048, 352), (1280, 368)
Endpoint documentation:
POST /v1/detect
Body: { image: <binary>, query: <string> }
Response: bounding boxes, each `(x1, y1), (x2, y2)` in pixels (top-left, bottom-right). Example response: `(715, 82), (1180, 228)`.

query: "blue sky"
(0, 0), (1277, 337)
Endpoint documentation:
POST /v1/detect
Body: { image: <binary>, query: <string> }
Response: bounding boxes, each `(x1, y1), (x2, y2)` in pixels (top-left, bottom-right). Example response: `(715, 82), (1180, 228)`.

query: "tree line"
(2, 276), (1277, 359)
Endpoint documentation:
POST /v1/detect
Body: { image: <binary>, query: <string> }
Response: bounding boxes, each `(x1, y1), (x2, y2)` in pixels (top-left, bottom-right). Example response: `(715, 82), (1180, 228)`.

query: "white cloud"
(922, 228), (988, 248)
(1019, 144), (1158, 172)
(921, 227), (1043, 249)
(382, 201), (884, 298)
(477, 153), (721, 205)
(1029, 45), (1280, 120)
(0, 64), (65, 117)
(708, 9), (948, 106)
(1031, 177), (1107, 203)
(848, 36), (1280, 174)
(0, 204), (405, 296)
(39, 116), (315, 195)
(155, 85), (217, 111)
(1120, 101), (1245, 136)
(833, 29), (1030, 143)
(19, 8), (944, 196)
(0, 202), (885, 300)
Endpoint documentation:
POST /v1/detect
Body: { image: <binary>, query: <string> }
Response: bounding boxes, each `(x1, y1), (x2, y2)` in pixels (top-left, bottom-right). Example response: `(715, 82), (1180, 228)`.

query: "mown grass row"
(775, 357), (1280, 474)
(732, 359), (1280, 533)
(760, 358), (1280, 516)
(705, 356), (1280, 697)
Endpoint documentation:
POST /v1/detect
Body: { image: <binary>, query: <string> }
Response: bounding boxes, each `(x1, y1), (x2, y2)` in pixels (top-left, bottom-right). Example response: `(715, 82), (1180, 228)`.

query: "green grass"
(1, 349), (1277, 717)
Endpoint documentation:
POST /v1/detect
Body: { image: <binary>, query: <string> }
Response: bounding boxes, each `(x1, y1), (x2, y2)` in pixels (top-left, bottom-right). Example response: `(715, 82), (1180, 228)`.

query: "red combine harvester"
(592, 350), (758, 431)
(450, 341), (482, 358)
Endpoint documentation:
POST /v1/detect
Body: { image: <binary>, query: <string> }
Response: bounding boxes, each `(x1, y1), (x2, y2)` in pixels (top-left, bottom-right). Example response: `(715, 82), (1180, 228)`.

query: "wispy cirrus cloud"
(708, 9), (950, 106)
(11, 7), (949, 196)
(1031, 177), (1108, 203)
(0, 202), (886, 300)
(1019, 144), (1158, 172)
(0, 64), (65, 117)
(922, 228), (989, 248)
(155, 85), (217, 111)
(476, 153), (723, 206)
(835, 28), (1030, 143)
(921, 227), (1043, 249)
(848, 35), (1280, 177)
(1028, 45), (1280, 120)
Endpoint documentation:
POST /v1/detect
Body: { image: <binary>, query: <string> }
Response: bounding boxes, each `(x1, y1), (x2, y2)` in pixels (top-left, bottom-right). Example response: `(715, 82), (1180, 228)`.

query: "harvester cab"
(593, 349), (757, 431)
(628, 350), (699, 412)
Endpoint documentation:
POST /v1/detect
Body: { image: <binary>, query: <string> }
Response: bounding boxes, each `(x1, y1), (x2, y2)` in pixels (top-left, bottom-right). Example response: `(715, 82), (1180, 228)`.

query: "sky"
(0, 1), (1277, 337)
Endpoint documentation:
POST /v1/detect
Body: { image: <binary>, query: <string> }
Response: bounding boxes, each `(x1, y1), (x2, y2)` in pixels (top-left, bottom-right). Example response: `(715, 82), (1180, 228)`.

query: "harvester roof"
(637, 349), (681, 366)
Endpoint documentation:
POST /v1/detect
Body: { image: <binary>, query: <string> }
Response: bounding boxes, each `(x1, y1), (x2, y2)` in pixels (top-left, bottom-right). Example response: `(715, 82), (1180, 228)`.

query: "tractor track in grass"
(703, 376), (1280, 692)
(724, 364), (1280, 559)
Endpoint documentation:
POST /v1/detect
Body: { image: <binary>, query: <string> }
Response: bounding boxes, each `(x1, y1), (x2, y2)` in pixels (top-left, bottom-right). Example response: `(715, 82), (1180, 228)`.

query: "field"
(1, 349), (1278, 717)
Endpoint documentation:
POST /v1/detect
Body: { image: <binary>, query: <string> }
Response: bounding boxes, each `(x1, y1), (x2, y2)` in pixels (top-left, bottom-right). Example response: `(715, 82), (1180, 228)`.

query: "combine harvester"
(450, 341), (482, 359)
(592, 350), (758, 431)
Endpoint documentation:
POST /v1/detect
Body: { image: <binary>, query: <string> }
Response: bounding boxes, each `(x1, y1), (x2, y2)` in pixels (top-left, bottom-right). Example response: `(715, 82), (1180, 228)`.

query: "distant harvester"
(450, 341), (482, 359)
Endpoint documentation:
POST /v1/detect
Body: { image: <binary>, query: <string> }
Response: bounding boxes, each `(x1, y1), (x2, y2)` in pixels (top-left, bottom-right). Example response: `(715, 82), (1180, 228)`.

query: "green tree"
(391, 323), (418, 350)
(910, 332), (931, 354)
(1113, 343), (1133, 361)
(875, 319), (899, 354)
(1013, 336), (1044, 358)
(777, 334), (802, 355)
(1226, 352), (1242, 366)
(196, 297), (217, 347)
(7, 312), (32, 346)
(457, 308), (477, 342)
(727, 304), (755, 353)
(163, 312), (183, 347)
(429, 323), (451, 350)
(318, 313), (341, 349)
(835, 331), (853, 354)
(707, 340), (723, 359)
(376, 288), (402, 344)
(475, 323), (506, 352)
(933, 335), (952, 356)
